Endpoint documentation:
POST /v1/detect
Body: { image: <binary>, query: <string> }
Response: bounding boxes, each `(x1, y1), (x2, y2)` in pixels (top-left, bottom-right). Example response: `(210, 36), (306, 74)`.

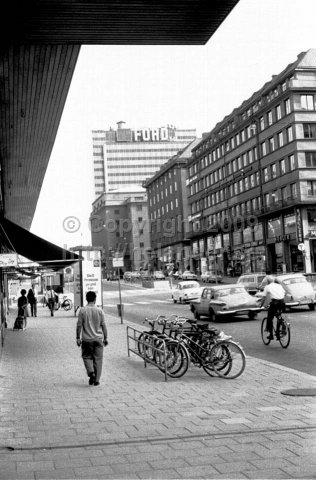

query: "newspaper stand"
(126, 326), (169, 381)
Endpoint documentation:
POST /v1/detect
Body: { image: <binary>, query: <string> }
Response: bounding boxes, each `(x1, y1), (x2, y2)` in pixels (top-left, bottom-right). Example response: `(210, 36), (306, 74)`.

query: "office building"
(144, 139), (200, 274)
(92, 121), (197, 197)
(187, 49), (316, 275)
(90, 186), (150, 275)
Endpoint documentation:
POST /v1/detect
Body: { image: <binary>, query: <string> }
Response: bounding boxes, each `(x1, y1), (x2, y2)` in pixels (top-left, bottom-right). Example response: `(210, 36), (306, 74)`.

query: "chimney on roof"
(117, 121), (126, 129)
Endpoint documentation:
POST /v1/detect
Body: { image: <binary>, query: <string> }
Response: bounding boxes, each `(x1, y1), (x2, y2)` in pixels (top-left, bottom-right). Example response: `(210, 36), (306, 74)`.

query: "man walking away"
(27, 284), (38, 317)
(260, 276), (285, 340)
(45, 286), (57, 317)
(76, 291), (108, 386)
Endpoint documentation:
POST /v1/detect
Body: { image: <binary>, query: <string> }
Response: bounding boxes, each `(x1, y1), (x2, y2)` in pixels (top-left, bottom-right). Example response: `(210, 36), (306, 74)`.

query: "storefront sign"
(0, 253), (18, 267)
(296, 208), (304, 243)
(276, 234), (291, 242)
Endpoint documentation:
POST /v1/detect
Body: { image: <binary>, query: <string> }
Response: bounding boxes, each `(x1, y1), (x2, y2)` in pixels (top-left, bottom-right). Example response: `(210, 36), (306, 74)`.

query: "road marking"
(152, 300), (171, 303)
(134, 301), (151, 304)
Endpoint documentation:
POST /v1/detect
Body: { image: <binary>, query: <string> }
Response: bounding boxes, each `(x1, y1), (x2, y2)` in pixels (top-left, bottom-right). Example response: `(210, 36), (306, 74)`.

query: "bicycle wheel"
(209, 341), (246, 379)
(261, 317), (271, 345)
(63, 299), (72, 311)
(277, 319), (291, 349)
(156, 340), (190, 378)
(137, 332), (155, 360)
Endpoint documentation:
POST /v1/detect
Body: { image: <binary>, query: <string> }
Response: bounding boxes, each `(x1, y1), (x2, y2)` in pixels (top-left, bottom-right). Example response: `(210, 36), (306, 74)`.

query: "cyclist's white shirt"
(263, 283), (285, 301)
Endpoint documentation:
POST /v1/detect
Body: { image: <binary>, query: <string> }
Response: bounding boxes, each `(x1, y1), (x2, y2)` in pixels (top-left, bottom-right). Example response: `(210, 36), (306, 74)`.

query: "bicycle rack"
(126, 326), (169, 381)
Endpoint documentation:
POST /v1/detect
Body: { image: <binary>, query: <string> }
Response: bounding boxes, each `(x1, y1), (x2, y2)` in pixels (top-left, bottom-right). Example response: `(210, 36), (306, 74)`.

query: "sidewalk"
(0, 306), (316, 479)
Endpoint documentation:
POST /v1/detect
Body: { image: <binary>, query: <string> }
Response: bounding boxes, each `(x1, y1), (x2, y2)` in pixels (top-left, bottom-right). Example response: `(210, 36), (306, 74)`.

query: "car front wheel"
(248, 311), (257, 320)
(308, 303), (315, 311)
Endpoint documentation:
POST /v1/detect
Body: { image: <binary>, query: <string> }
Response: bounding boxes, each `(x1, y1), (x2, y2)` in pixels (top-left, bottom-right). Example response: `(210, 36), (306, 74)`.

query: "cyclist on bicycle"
(260, 276), (285, 340)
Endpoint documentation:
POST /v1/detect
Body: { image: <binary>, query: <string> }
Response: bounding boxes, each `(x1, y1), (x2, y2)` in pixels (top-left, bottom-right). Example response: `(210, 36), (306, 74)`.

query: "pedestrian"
(27, 284), (38, 317)
(76, 291), (108, 386)
(45, 286), (58, 316)
(16, 289), (28, 329)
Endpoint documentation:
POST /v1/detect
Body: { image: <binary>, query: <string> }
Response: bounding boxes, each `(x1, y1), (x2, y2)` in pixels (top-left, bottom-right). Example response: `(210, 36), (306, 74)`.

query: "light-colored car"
(178, 271), (198, 281)
(303, 273), (316, 291)
(190, 285), (262, 321)
(172, 281), (201, 304)
(153, 270), (165, 280)
(236, 273), (266, 295)
(256, 273), (316, 310)
(123, 271), (132, 281)
(200, 271), (223, 283)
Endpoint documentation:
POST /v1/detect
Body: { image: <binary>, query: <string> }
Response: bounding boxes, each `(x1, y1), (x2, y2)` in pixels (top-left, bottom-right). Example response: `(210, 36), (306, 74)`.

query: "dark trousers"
(267, 299), (285, 334)
(81, 340), (104, 382)
(29, 301), (37, 316)
(47, 299), (55, 316)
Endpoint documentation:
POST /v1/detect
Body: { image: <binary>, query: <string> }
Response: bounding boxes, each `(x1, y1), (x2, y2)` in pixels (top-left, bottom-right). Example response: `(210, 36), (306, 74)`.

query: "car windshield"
(181, 283), (197, 289)
(282, 277), (308, 285)
(215, 287), (245, 297)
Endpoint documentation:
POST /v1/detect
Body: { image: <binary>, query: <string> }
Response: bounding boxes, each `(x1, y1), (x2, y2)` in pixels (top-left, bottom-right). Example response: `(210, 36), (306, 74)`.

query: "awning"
(0, 217), (82, 271)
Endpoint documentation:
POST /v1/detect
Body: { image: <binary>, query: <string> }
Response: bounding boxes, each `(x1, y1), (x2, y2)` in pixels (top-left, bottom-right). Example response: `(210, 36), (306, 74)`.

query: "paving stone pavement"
(0, 305), (316, 479)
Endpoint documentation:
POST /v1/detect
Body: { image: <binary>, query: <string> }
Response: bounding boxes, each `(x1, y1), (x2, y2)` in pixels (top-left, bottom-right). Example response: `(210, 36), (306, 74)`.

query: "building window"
(287, 126), (293, 142)
(260, 116), (265, 131)
(290, 183), (297, 197)
(265, 193), (270, 206)
(269, 137), (275, 152)
(303, 123), (316, 138)
(280, 159), (286, 175)
(250, 174), (255, 188)
(276, 104), (281, 120)
(267, 111), (273, 126)
(285, 98), (291, 114)
(278, 131), (284, 147)
(307, 181), (316, 196)
(271, 163), (277, 178)
(263, 167), (269, 182)
(289, 155), (295, 170)
(271, 190), (278, 203)
(261, 141), (266, 156)
(281, 186), (287, 200)
(248, 149), (253, 164)
(301, 94), (315, 110)
(305, 152), (316, 167)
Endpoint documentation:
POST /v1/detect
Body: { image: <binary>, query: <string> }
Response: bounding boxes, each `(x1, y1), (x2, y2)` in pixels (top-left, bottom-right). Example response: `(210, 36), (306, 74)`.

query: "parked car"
(303, 272), (316, 291)
(256, 273), (316, 310)
(236, 273), (266, 295)
(123, 271), (132, 281)
(140, 270), (151, 280)
(171, 281), (201, 304)
(178, 271), (198, 281)
(190, 284), (262, 321)
(153, 270), (165, 280)
(200, 271), (223, 283)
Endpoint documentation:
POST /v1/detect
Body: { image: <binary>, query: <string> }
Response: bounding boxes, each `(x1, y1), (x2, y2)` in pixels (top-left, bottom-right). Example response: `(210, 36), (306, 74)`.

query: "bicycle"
(137, 315), (190, 378)
(140, 315), (246, 379)
(261, 307), (290, 348)
(54, 297), (73, 311)
(167, 318), (246, 379)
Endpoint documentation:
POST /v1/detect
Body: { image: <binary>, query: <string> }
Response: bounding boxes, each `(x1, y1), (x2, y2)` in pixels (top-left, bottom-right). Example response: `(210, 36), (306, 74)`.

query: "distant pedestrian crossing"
(104, 299), (172, 308)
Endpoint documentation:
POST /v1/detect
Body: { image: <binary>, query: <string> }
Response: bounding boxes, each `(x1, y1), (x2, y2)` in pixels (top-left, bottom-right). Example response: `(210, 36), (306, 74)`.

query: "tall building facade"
(187, 49), (316, 276)
(92, 121), (197, 197)
(90, 186), (150, 276)
(144, 139), (200, 274)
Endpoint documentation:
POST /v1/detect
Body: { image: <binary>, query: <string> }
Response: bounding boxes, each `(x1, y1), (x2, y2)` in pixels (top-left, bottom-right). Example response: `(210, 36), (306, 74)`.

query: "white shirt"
(263, 282), (285, 300)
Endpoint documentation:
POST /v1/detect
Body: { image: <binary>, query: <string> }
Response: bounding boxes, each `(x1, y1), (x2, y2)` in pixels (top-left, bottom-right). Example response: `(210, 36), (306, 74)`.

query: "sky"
(31, 0), (316, 251)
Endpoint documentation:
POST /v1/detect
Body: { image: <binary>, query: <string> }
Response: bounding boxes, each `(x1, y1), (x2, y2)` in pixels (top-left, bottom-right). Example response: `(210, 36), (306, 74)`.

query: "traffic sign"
(297, 243), (305, 252)
(113, 257), (124, 267)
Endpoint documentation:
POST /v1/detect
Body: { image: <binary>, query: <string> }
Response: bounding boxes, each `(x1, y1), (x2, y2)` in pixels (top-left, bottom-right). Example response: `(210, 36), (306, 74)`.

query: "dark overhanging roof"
(0, 217), (81, 271)
(3, 1), (240, 46)
(0, 0), (240, 230)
